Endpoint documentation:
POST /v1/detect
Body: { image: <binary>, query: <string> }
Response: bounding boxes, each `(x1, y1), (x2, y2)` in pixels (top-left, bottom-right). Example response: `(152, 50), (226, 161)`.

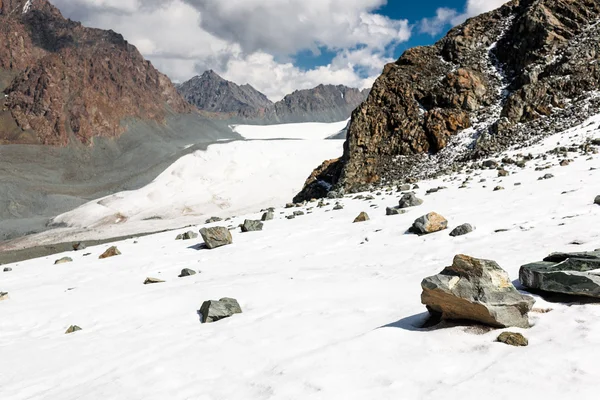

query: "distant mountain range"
(177, 70), (369, 124)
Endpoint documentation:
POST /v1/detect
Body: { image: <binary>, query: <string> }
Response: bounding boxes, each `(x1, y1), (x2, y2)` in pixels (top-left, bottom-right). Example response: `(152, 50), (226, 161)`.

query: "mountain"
(0, 0), (191, 146)
(177, 70), (273, 119)
(178, 71), (369, 124)
(295, 0), (600, 200)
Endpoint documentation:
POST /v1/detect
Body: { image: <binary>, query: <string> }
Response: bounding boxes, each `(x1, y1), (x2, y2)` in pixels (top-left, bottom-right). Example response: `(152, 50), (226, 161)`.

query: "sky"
(52, 0), (508, 100)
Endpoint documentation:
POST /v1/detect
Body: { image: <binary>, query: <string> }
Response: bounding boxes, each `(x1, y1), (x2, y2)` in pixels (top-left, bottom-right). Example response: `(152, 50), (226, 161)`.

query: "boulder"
(200, 227), (233, 249)
(411, 212), (448, 235)
(450, 223), (474, 237)
(0, 292), (8, 301)
(199, 298), (242, 323)
(595, 195), (600, 205)
(333, 204), (344, 210)
(175, 234), (183, 240)
(182, 231), (199, 240)
(353, 212), (370, 223)
(261, 211), (275, 221)
(421, 255), (535, 328)
(179, 268), (197, 277)
(497, 332), (528, 347)
(399, 193), (423, 209)
(519, 250), (600, 298)
(241, 220), (263, 232)
(205, 216), (223, 224)
(65, 325), (82, 334)
(3, 267), (12, 272)
(386, 207), (406, 216)
(54, 257), (73, 265)
(99, 246), (121, 259)
(144, 277), (165, 285)
(72, 242), (86, 251)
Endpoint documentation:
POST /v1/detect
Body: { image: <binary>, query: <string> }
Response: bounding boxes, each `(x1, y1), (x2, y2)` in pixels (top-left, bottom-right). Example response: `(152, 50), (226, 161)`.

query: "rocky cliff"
(178, 71), (369, 124)
(0, 0), (191, 146)
(296, 0), (600, 200)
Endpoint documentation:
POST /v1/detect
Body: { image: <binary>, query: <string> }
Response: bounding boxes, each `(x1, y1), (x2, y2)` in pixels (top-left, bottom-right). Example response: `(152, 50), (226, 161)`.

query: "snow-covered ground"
(1, 116), (600, 399)
(3, 121), (346, 249)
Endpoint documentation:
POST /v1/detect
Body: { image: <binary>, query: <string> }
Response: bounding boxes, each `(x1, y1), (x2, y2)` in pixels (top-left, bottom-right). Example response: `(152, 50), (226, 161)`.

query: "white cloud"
(420, 0), (509, 36)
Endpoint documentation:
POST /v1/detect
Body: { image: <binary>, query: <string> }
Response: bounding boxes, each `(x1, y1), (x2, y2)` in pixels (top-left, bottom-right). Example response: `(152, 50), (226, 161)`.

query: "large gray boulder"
(421, 255), (535, 328)
(200, 227), (233, 249)
(519, 251), (600, 298)
(399, 193), (423, 209)
(199, 298), (242, 323)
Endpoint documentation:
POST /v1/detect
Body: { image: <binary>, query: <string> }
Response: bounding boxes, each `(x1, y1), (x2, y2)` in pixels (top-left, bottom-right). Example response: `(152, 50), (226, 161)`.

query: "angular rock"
(411, 212), (448, 235)
(144, 277), (165, 285)
(386, 207), (406, 216)
(353, 212), (370, 223)
(497, 332), (528, 347)
(179, 268), (197, 277)
(72, 242), (86, 251)
(99, 246), (121, 259)
(200, 227), (233, 249)
(182, 231), (199, 240)
(421, 255), (535, 328)
(333, 204), (344, 210)
(175, 234), (184, 240)
(450, 223), (474, 237)
(199, 298), (242, 323)
(519, 251), (600, 298)
(595, 195), (600, 205)
(293, 211), (305, 217)
(205, 216), (223, 224)
(241, 220), (263, 232)
(399, 193), (424, 209)
(65, 325), (82, 334)
(261, 211), (275, 221)
(55, 257), (73, 265)
(0, 292), (8, 301)
(3, 267), (12, 272)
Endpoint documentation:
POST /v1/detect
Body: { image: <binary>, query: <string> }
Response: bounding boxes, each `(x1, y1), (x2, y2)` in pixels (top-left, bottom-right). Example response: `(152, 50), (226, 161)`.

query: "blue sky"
(54, 0), (507, 100)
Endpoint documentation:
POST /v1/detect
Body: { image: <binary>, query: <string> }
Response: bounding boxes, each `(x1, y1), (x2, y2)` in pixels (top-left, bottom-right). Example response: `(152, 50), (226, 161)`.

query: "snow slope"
(8, 121), (346, 248)
(1, 117), (599, 399)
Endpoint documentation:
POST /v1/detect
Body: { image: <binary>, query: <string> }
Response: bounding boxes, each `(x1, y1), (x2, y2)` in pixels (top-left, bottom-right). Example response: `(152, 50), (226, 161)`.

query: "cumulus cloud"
(420, 0), (509, 36)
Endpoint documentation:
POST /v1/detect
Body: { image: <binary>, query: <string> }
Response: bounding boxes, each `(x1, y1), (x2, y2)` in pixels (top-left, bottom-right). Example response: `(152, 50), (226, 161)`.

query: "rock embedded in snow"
(144, 277), (165, 285)
(261, 211), (274, 221)
(594, 195), (600, 205)
(179, 268), (197, 277)
(0, 292), (9, 301)
(200, 227), (233, 249)
(399, 193), (423, 209)
(99, 246), (121, 259)
(54, 257), (73, 265)
(182, 231), (198, 240)
(241, 220), (263, 232)
(4, 267), (12, 272)
(72, 242), (86, 251)
(498, 169), (509, 177)
(65, 325), (82, 334)
(519, 251), (600, 298)
(199, 298), (242, 323)
(333, 204), (344, 211)
(497, 332), (528, 347)
(410, 212), (448, 235)
(205, 217), (223, 224)
(539, 174), (554, 180)
(483, 160), (499, 169)
(494, 186), (504, 191)
(449, 223), (474, 237)
(421, 255), (535, 328)
(386, 207), (406, 216)
(353, 212), (370, 223)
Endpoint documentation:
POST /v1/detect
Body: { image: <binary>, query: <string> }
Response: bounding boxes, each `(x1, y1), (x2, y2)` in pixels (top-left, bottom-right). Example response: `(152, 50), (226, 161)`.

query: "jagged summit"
(295, 0), (600, 200)
(178, 71), (369, 124)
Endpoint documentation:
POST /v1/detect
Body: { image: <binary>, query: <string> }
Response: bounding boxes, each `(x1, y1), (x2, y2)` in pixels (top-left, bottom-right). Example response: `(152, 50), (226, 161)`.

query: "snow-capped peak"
(23, 0), (33, 13)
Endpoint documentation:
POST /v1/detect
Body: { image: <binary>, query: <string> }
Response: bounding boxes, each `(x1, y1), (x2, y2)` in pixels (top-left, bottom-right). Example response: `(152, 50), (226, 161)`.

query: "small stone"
(99, 246), (121, 259)
(539, 173), (554, 180)
(3, 267), (12, 272)
(242, 220), (264, 232)
(175, 234), (183, 240)
(285, 203), (295, 209)
(0, 292), (9, 301)
(333, 204), (344, 211)
(200, 227), (233, 249)
(398, 184), (411, 192)
(179, 268), (197, 277)
(65, 325), (82, 334)
(493, 186), (504, 191)
(199, 298), (242, 323)
(261, 211), (274, 221)
(386, 207), (406, 216)
(560, 160), (570, 167)
(182, 231), (198, 240)
(205, 216), (223, 224)
(411, 212), (448, 235)
(286, 214), (296, 219)
(399, 193), (423, 209)
(498, 170), (509, 177)
(482, 160), (498, 169)
(144, 277), (165, 285)
(353, 212), (370, 223)
(449, 223), (474, 237)
(497, 332), (528, 347)
(55, 257), (73, 265)
(293, 211), (305, 216)
(72, 242), (86, 251)
(594, 195), (600, 205)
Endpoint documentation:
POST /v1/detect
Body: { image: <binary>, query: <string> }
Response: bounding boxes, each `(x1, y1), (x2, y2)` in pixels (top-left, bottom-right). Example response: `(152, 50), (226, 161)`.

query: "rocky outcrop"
(178, 71), (369, 124)
(297, 0), (600, 197)
(0, 0), (191, 145)
(422, 255), (535, 328)
(519, 251), (600, 298)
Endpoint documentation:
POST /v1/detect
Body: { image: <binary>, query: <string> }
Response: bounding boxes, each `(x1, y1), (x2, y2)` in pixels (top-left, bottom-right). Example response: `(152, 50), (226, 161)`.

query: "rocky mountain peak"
(0, 0), (191, 146)
(295, 0), (600, 200)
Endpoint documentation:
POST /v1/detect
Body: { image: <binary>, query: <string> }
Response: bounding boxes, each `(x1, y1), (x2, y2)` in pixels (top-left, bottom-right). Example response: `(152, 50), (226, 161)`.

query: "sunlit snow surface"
(1, 116), (600, 399)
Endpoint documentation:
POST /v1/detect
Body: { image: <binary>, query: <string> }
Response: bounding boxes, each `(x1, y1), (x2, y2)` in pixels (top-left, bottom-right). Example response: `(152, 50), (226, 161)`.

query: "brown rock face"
(297, 0), (600, 197)
(0, 0), (191, 145)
